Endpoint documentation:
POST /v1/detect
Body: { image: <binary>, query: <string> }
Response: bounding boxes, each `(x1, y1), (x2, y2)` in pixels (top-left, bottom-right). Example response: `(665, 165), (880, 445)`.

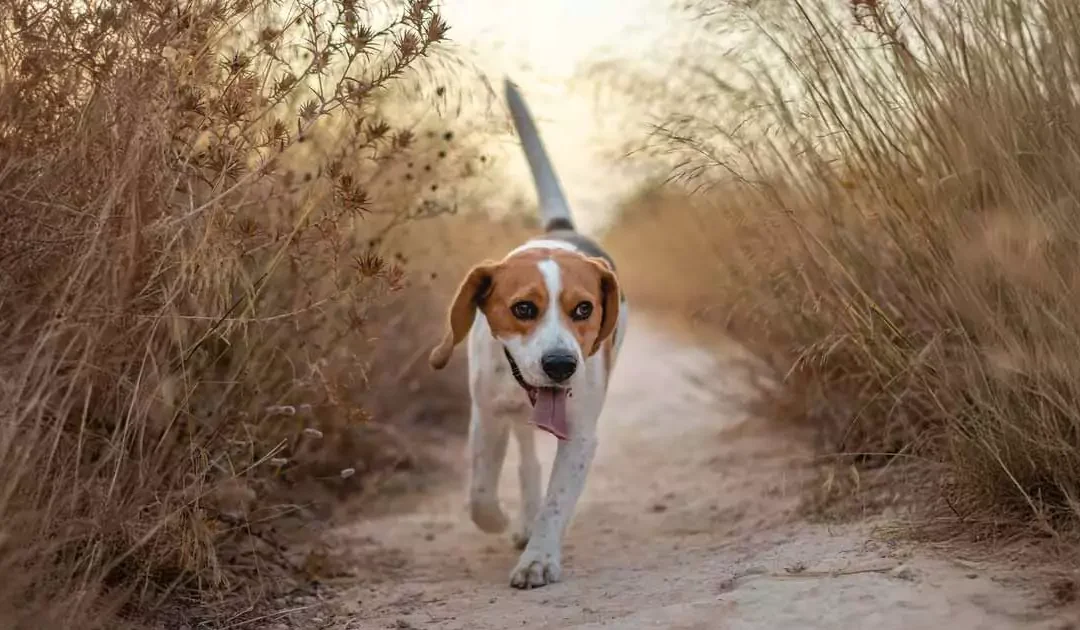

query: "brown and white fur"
(428, 79), (629, 589)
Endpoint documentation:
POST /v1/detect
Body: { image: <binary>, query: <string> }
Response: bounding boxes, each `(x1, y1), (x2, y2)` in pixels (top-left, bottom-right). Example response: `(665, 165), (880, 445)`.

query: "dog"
(428, 79), (628, 589)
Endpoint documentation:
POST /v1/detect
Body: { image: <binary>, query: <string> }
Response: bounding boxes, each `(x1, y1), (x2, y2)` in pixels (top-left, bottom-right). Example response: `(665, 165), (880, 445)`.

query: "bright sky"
(439, 0), (686, 234)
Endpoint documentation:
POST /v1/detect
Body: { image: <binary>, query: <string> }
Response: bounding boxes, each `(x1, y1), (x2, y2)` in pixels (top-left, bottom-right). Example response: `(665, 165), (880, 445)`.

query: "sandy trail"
(319, 317), (1070, 629)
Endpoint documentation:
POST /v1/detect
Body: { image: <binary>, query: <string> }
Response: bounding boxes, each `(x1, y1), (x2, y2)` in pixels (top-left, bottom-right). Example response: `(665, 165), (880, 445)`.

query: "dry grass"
(609, 0), (1080, 535)
(0, 0), (495, 626)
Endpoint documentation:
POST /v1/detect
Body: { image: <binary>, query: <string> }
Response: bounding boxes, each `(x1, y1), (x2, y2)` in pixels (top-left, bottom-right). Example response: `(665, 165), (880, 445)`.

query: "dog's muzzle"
(503, 348), (571, 440)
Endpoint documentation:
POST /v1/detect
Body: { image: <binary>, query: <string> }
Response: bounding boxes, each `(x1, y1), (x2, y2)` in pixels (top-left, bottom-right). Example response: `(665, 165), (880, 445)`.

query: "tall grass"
(618, 0), (1080, 532)
(0, 0), (474, 626)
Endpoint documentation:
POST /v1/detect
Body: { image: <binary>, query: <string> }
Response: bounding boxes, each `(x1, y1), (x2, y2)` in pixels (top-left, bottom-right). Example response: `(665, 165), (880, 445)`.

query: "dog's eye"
(571, 301), (593, 321)
(511, 301), (539, 320)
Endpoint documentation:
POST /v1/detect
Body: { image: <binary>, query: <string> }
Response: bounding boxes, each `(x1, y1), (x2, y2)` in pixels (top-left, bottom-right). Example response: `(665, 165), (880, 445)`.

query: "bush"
(615, 0), (1080, 531)
(0, 0), (469, 626)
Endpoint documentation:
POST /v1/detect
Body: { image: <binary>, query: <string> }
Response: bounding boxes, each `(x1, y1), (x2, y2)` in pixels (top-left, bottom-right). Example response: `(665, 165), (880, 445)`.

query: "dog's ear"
(430, 261), (498, 370)
(587, 257), (621, 356)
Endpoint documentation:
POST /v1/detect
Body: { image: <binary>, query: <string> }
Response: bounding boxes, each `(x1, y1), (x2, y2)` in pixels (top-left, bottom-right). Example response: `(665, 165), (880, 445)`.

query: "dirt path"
(312, 318), (1073, 629)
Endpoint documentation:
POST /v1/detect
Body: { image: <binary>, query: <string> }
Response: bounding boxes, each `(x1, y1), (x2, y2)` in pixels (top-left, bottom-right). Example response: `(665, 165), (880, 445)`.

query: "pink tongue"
(531, 388), (569, 440)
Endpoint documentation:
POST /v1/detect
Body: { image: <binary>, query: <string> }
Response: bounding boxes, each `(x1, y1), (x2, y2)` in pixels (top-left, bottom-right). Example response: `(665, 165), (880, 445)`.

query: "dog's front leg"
(510, 420), (543, 549)
(509, 430), (597, 589)
(468, 401), (511, 533)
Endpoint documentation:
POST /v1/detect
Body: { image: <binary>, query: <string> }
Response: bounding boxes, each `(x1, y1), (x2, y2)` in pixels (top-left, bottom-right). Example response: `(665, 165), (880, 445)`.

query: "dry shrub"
(0, 0), (481, 626)
(610, 0), (1080, 532)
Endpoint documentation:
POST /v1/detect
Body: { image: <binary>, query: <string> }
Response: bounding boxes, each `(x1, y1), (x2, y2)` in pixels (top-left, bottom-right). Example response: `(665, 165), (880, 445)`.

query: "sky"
(437, 0), (689, 234)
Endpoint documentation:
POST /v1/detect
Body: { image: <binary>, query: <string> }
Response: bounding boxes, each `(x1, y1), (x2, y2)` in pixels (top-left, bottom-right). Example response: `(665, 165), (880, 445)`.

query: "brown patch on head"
(549, 250), (620, 356)
(476, 249), (551, 341)
(429, 247), (621, 368)
(429, 251), (549, 369)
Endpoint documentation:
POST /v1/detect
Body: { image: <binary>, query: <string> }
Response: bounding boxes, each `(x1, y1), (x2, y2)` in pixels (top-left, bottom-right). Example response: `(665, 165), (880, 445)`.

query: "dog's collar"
(503, 348), (538, 406)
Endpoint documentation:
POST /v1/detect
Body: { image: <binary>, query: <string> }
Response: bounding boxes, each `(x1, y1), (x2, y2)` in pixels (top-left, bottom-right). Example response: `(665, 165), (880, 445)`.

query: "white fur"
(509, 238), (578, 256)
(464, 241), (629, 589)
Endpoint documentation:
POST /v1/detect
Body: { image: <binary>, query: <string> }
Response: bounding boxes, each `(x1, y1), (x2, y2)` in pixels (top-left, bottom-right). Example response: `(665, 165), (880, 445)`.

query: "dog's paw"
(470, 498), (509, 533)
(509, 549), (561, 589)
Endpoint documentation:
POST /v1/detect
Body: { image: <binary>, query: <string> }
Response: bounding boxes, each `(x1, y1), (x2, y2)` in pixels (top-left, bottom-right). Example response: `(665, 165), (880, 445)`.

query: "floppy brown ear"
(429, 262), (497, 370)
(587, 257), (621, 356)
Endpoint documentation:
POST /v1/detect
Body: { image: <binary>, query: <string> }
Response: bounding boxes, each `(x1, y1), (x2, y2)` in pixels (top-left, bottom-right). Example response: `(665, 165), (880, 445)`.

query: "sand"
(297, 318), (1075, 630)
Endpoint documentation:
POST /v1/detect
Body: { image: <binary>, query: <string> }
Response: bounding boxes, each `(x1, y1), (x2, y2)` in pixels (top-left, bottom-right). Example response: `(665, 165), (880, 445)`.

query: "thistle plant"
(0, 0), (474, 627)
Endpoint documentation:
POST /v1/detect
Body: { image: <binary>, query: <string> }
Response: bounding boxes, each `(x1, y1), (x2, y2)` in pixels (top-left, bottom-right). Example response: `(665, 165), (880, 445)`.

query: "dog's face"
(429, 247), (619, 388)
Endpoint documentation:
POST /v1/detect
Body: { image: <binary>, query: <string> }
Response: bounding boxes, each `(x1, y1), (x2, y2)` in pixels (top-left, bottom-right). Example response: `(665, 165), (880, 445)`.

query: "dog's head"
(429, 247), (620, 389)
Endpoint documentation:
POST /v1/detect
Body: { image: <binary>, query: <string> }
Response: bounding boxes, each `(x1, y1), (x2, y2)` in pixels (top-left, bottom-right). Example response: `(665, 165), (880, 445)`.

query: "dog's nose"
(541, 353), (577, 382)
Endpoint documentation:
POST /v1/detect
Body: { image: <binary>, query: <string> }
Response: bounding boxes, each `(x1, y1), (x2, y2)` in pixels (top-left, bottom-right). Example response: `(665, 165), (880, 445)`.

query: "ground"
(266, 315), (1080, 629)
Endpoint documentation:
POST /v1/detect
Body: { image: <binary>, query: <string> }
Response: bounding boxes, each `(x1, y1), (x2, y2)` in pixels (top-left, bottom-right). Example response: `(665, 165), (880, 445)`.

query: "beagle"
(429, 79), (628, 589)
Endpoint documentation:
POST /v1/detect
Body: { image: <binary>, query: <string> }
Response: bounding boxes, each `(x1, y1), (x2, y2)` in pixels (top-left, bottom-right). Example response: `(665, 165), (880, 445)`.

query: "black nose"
(541, 353), (578, 382)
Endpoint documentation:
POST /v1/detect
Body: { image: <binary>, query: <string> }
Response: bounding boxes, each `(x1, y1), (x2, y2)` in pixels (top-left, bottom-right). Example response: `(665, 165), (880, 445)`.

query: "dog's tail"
(504, 78), (576, 233)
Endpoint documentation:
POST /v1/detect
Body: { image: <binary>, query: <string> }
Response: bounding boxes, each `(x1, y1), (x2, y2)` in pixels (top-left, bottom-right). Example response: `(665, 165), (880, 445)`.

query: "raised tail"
(504, 79), (576, 233)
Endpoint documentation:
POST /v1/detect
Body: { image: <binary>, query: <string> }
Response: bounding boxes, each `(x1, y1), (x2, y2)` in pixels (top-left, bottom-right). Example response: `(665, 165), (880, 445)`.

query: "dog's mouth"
(503, 348), (571, 440)
(525, 386), (571, 441)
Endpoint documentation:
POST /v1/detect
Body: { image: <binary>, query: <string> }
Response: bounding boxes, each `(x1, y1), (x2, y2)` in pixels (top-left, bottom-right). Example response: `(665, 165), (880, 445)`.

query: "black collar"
(503, 348), (538, 406)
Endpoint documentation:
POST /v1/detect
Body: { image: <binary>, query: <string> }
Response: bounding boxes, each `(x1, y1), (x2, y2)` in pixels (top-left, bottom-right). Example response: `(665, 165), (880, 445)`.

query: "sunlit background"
(438, 0), (698, 233)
